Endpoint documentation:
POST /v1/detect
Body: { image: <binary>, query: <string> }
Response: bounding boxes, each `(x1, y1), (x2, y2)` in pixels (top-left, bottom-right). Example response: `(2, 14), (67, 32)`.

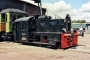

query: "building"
(72, 23), (90, 33)
(85, 22), (90, 33)
(71, 23), (86, 29)
(71, 23), (86, 32)
(0, 0), (46, 16)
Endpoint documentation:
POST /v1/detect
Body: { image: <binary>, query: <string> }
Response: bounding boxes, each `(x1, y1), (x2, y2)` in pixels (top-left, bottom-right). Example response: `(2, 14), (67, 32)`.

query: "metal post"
(23, 2), (26, 11)
(32, 0), (42, 15)
(37, 2), (40, 15)
(40, 0), (42, 16)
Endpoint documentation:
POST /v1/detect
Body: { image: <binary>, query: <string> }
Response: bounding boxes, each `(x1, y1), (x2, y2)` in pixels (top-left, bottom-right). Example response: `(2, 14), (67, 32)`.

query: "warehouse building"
(0, 0), (46, 16)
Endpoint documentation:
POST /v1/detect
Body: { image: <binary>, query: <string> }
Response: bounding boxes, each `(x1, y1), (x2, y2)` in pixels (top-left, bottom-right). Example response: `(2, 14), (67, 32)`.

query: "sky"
(22, 0), (90, 22)
(42, 0), (89, 9)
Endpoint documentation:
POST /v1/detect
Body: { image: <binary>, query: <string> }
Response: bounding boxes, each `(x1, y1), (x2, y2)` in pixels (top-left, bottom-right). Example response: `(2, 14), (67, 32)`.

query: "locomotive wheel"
(0, 37), (2, 42)
(0, 33), (4, 42)
(82, 32), (84, 37)
(10, 35), (14, 42)
(51, 45), (58, 49)
(51, 42), (60, 49)
(0, 36), (4, 42)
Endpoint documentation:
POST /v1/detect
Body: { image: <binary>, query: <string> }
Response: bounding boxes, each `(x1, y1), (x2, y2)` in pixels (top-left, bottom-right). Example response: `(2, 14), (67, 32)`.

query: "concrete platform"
(0, 33), (90, 60)
(68, 33), (90, 54)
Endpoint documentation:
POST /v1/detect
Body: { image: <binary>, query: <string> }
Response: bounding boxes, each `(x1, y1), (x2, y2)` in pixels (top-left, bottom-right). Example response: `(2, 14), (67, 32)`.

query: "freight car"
(0, 8), (28, 41)
(14, 14), (83, 49)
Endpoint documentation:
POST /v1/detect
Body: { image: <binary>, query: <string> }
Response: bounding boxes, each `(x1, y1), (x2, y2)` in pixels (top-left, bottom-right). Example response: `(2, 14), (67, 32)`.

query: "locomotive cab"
(14, 16), (36, 42)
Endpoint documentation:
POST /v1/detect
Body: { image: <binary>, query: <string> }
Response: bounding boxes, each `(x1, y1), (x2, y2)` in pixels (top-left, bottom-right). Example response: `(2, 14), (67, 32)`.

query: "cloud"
(42, 1), (72, 12)
(79, 2), (90, 12)
(73, 1), (90, 22)
(72, 12), (90, 22)
(42, 0), (90, 22)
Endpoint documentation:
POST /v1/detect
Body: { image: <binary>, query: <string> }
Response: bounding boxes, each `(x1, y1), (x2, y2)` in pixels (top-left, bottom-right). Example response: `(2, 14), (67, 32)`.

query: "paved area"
(0, 34), (90, 60)
(68, 34), (90, 53)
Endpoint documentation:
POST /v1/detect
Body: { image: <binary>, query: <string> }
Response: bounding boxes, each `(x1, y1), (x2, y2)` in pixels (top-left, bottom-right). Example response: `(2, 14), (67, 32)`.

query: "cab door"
(16, 22), (28, 42)
(16, 22), (22, 42)
(20, 22), (28, 42)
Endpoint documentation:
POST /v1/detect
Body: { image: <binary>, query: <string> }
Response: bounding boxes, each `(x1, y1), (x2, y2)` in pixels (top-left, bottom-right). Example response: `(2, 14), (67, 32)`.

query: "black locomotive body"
(14, 14), (80, 49)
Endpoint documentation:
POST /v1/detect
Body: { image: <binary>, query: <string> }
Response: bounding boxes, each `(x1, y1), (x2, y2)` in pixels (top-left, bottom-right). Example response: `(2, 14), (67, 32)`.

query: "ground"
(0, 34), (90, 60)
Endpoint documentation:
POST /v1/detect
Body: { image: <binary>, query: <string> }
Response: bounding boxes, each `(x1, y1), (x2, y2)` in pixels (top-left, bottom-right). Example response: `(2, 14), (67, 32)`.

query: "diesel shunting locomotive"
(14, 14), (83, 49)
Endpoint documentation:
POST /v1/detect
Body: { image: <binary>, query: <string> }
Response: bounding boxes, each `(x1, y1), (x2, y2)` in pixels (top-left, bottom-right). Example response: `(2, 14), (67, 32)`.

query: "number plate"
(22, 37), (27, 40)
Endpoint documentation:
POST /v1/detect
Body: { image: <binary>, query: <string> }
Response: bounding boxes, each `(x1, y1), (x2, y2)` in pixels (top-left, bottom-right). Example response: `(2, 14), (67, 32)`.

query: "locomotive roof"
(0, 8), (27, 14)
(15, 16), (33, 22)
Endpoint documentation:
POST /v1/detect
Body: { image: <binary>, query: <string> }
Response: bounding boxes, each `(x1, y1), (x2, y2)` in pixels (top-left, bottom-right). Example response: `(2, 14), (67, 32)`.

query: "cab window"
(1, 13), (6, 22)
(21, 22), (26, 30)
(17, 22), (21, 31)
(17, 15), (23, 19)
(11, 14), (16, 22)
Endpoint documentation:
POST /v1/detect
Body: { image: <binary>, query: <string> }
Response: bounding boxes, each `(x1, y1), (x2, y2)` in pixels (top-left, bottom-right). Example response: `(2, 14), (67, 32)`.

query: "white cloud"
(79, 2), (90, 12)
(72, 12), (90, 22)
(42, 1), (72, 12)
(42, 0), (90, 22)
(73, 1), (90, 22)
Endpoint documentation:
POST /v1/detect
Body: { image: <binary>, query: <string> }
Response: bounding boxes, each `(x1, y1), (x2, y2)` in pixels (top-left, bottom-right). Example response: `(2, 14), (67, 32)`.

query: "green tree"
(72, 20), (86, 23)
